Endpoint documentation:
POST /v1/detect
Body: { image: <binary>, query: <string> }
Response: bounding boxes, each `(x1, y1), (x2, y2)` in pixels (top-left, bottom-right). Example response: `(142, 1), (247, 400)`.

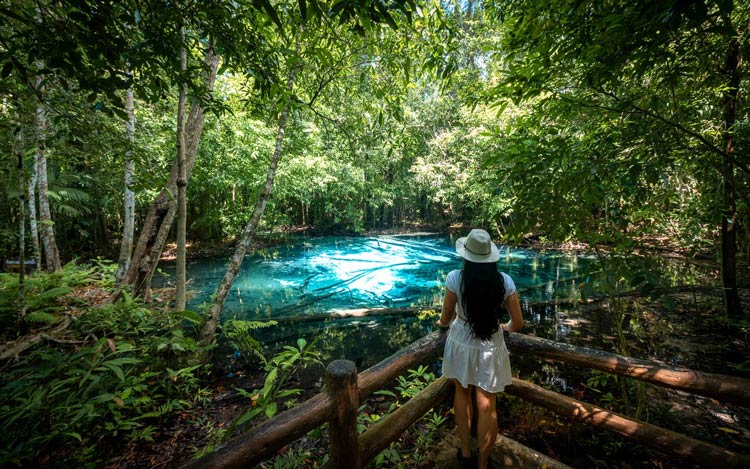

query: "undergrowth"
(0, 262), (212, 467)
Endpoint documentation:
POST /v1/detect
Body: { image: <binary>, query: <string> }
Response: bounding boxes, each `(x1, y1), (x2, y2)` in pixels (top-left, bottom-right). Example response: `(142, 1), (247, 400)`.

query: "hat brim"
(455, 236), (500, 263)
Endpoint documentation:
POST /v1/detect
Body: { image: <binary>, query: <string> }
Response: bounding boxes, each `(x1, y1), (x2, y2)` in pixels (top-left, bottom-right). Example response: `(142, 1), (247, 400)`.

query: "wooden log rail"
(506, 379), (750, 468)
(184, 330), (750, 468)
(185, 331), (447, 468)
(506, 333), (750, 406)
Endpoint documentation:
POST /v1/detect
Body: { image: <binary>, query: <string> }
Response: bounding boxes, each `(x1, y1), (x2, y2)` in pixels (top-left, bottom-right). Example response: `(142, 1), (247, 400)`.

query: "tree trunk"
(15, 116), (26, 336)
(121, 44), (219, 298)
(27, 150), (41, 273)
(199, 88), (294, 345)
(35, 61), (61, 273)
(720, 12), (742, 316)
(175, 30), (188, 311)
(115, 74), (136, 284)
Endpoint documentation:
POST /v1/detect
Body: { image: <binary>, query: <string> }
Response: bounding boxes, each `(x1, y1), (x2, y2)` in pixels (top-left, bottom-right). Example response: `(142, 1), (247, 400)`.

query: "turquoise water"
(169, 234), (593, 321)
(158, 234), (745, 378)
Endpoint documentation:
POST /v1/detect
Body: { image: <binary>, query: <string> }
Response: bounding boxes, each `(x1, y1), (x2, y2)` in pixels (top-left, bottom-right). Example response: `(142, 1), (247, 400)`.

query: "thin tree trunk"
(35, 61), (61, 273)
(15, 116), (26, 336)
(199, 62), (299, 346)
(121, 45), (219, 298)
(27, 149), (41, 272)
(175, 29), (188, 311)
(720, 12), (742, 316)
(115, 74), (136, 284)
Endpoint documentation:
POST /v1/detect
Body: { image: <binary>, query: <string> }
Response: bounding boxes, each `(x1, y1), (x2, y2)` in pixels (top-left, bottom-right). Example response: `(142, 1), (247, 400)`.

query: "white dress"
(441, 269), (516, 393)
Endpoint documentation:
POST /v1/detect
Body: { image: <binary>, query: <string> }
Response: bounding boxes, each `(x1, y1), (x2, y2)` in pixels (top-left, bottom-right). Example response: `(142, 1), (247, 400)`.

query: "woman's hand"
(436, 319), (450, 328)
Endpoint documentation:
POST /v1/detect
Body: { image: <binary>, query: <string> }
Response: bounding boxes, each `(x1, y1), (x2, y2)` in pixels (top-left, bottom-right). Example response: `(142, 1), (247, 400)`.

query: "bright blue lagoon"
(158, 234), (738, 377)
(172, 234), (593, 321)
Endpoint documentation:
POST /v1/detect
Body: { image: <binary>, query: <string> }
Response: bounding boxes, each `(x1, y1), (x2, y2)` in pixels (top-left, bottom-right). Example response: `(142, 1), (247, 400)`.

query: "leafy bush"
(0, 269), (211, 467)
(0, 261), (91, 339)
(231, 338), (321, 431)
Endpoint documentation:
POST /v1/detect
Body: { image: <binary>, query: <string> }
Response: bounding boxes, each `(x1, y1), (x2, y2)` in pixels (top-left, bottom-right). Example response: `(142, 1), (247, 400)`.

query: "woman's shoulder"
(445, 269), (462, 290)
(499, 272), (517, 295)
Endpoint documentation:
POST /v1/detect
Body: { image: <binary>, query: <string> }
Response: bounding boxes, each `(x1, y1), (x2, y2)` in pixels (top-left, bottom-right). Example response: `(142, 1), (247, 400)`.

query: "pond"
(158, 233), (744, 382)
(175, 233), (591, 320)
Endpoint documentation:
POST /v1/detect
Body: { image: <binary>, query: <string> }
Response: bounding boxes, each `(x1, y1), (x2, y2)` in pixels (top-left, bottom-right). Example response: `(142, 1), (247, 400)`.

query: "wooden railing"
(185, 330), (750, 468)
(184, 331), (448, 468)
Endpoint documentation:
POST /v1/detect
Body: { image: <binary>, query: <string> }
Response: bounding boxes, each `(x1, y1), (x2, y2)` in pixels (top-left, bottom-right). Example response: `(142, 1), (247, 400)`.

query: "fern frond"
(25, 311), (59, 324)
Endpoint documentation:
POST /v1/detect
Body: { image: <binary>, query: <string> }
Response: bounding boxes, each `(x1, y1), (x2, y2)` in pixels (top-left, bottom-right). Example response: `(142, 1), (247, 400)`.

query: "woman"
(436, 229), (524, 469)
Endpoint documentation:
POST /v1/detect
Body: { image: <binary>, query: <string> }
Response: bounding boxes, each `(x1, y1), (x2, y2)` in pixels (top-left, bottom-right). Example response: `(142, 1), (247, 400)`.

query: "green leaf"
(265, 402), (277, 418)
(261, 367), (278, 398)
(103, 364), (125, 381)
(36, 287), (72, 300)
(175, 309), (203, 324)
(92, 393), (115, 403)
(24, 311), (59, 324)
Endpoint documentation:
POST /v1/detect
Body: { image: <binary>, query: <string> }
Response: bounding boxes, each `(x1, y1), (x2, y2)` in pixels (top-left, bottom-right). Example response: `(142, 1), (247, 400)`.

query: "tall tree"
(34, 60), (61, 272)
(115, 71), (136, 284)
(200, 42), (300, 345)
(120, 44), (219, 299)
(26, 145), (41, 272)
(198, 0), (421, 346)
(15, 111), (26, 335)
(718, 7), (744, 315)
(175, 24), (188, 311)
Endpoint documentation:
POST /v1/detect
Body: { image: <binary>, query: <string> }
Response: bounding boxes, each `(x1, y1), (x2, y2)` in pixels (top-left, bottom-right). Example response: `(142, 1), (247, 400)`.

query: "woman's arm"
(502, 292), (524, 332)
(436, 289), (457, 328)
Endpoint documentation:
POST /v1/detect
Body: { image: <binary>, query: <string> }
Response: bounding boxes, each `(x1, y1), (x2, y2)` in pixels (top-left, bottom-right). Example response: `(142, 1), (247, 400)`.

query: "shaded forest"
(1, 0), (749, 467)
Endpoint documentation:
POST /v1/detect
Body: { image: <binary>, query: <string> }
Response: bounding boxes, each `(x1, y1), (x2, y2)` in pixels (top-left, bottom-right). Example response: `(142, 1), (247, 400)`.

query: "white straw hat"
(455, 229), (500, 263)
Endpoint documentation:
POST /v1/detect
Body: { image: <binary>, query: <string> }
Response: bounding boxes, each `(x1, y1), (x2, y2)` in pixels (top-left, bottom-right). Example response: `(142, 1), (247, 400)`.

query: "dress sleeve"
(445, 270), (460, 293)
(501, 272), (517, 299)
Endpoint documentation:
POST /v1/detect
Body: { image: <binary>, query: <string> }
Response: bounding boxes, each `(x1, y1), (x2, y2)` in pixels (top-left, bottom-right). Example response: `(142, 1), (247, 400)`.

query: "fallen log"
(0, 316), (71, 361)
(507, 333), (750, 406)
(270, 306), (437, 326)
(505, 378), (750, 468)
(359, 376), (451, 464)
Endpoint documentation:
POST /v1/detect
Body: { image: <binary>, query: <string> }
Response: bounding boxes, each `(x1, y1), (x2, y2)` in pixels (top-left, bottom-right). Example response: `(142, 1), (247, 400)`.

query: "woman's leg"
(475, 386), (497, 469)
(453, 380), (473, 458)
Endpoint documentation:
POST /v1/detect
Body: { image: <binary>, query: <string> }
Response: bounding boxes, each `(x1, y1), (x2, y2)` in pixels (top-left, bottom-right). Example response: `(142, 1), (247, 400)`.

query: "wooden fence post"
(326, 359), (361, 468)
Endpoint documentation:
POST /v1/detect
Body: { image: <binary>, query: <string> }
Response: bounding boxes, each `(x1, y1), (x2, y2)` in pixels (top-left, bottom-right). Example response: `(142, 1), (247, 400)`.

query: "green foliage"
(231, 338), (321, 431)
(366, 366), (444, 467)
(0, 267), (211, 466)
(221, 318), (278, 361)
(394, 365), (435, 399)
(0, 261), (92, 338)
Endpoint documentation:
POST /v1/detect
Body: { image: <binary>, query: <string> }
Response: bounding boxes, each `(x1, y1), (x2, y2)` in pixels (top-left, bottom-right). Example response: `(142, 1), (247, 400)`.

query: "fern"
(221, 319), (277, 360)
(25, 311), (59, 324)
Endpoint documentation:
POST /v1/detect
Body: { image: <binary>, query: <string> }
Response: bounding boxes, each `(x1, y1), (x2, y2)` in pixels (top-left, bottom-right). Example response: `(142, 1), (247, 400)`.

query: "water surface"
(173, 234), (592, 321)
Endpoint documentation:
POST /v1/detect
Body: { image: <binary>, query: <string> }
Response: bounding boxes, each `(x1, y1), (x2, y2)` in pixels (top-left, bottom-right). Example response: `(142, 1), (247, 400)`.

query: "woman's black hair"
(460, 259), (506, 340)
